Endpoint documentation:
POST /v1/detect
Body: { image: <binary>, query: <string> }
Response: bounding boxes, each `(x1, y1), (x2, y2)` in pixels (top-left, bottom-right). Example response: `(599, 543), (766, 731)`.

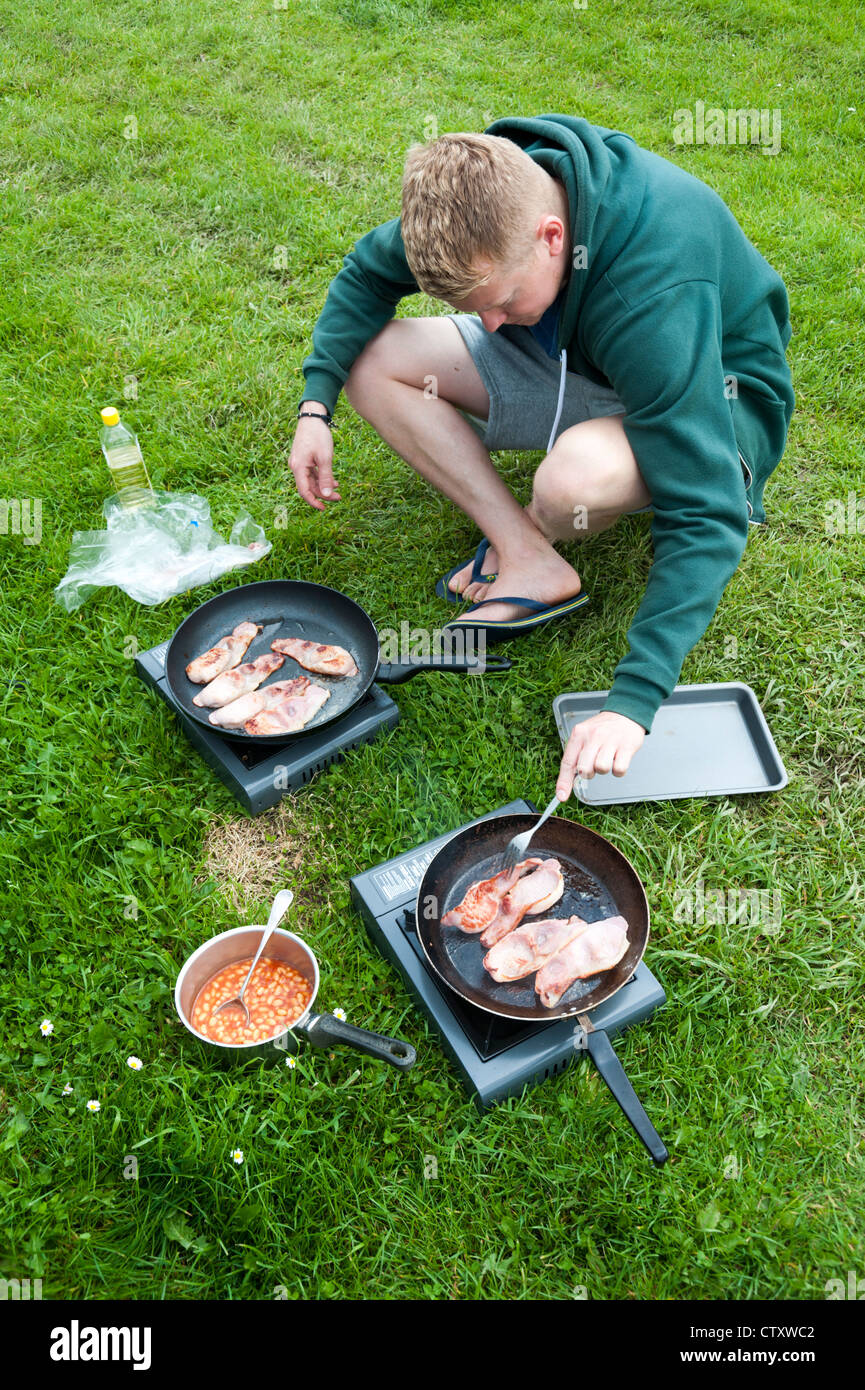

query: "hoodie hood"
(483, 114), (645, 350)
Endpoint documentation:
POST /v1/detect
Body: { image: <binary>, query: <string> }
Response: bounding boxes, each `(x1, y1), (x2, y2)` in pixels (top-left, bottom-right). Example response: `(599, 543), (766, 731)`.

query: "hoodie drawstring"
(546, 348), (568, 455)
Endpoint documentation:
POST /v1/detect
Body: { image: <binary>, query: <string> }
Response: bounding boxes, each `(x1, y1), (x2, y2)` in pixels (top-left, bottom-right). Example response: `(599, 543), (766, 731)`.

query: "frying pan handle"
(378, 654), (511, 684)
(303, 1013), (416, 1071)
(585, 1028), (668, 1166)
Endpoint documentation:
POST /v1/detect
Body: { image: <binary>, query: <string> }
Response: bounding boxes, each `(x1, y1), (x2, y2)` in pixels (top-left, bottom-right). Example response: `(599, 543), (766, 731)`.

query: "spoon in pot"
(211, 888), (294, 1027)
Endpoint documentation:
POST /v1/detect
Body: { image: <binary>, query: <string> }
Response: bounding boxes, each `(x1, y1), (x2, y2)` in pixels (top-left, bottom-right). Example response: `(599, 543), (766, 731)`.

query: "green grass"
(1, 0), (863, 1300)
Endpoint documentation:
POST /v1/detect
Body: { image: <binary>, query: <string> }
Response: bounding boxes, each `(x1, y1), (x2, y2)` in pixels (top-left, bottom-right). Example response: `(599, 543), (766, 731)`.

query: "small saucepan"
(174, 926), (416, 1071)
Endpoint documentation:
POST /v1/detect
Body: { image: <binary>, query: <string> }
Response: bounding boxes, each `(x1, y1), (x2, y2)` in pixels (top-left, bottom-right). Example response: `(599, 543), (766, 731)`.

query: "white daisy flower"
(86, 1099), (101, 1113)
(40, 1019), (54, 1036)
(231, 1149), (244, 1165)
(333, 1008), (347, 1021)
(285, 1055), (297, 1069)
(62, 1083), (73, 1096)
(126, 1056), (144, 1071)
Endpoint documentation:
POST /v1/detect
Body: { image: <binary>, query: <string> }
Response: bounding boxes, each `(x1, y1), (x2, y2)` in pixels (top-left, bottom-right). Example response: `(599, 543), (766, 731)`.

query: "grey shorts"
(448, 313), (625, 451)
(448, 312), (761, 523)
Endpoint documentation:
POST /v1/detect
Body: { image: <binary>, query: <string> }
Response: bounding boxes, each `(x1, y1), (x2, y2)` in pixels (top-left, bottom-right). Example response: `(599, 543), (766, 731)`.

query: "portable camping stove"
(350, 799), (666, 1108)
(135, 640), (400, 814)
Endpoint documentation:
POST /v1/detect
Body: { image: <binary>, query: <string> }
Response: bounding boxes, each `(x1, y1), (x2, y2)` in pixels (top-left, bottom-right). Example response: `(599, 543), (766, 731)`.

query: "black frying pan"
(416, 813), (668, 1165)
(163, 580), (510, 745)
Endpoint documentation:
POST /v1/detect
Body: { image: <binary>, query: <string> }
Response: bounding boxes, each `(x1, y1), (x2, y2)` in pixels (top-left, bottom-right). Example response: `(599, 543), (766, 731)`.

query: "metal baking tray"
(553, 682), (788, 805)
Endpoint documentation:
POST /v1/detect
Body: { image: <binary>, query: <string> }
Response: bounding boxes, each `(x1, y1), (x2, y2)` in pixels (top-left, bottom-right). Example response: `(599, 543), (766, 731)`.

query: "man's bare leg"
(344, 317), (582, 620)
(455, 414), (651, 606)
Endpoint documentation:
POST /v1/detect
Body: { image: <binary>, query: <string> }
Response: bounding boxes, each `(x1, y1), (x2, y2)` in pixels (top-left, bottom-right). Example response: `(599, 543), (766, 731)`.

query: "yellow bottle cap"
(101, 406), (120, 426)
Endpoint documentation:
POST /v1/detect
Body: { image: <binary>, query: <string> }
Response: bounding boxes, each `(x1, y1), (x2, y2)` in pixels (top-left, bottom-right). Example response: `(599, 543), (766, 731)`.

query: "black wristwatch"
(297, 403), (334, 428)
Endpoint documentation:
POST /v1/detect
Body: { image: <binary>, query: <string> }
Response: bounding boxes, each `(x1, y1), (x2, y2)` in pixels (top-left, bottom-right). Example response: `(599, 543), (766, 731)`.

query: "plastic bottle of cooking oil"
(99, 407), (155, 510)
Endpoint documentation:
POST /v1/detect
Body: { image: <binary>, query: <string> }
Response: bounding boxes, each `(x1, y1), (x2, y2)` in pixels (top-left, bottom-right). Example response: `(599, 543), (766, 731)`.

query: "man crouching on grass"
(288, 115), (794, 797)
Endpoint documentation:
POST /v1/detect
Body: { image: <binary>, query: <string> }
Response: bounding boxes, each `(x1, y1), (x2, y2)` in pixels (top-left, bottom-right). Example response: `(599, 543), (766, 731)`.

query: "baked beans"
(191, 956), (313, 1045)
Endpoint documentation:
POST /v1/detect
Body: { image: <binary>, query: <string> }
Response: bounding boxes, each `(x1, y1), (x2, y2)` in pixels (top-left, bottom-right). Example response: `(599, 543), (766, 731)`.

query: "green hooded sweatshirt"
(301, 115), (795, 733)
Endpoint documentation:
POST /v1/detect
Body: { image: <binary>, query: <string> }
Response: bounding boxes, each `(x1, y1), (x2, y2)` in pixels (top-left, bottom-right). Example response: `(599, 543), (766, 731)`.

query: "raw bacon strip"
(208, 677), (310, 728)
(244, 682), (331, 735)
(186, 622), (261, 684)
(534, 916), (630, 1009)
(479, 858), (565, 948)
(192, 654), (284, 709)
(271, 638), (359, 678)
(483, 915), (590, 983)
(441, 859), (542, 934)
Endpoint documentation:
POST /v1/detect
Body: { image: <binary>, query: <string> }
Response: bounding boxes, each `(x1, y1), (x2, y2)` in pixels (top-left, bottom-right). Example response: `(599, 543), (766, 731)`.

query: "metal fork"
(499, 794), (561, 876)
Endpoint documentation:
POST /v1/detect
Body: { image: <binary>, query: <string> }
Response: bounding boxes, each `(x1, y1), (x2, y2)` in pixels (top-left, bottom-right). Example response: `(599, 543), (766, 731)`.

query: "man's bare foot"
(449, 548), (581, 624)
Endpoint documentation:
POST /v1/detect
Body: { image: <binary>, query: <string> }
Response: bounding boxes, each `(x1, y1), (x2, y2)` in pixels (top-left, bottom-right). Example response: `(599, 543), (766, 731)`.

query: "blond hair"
(401, 133), (551, 300)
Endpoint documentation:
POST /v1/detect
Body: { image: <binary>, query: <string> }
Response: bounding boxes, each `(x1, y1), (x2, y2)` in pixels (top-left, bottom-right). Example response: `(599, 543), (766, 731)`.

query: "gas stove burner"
(135, 640), (400, 814)
(350, 800), (666, 1108)
(397, 905), (552, 1060)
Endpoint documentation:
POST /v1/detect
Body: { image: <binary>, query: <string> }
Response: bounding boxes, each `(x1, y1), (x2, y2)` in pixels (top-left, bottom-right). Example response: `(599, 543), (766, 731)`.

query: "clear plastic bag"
(54, 491), (272, 611)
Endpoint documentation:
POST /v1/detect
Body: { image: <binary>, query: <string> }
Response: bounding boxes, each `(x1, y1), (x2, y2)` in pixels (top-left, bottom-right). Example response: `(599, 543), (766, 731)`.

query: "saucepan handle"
(585, 1028), (668, 1166)
(302, 1013), (416, 1071)
(377, 654), (511, 684)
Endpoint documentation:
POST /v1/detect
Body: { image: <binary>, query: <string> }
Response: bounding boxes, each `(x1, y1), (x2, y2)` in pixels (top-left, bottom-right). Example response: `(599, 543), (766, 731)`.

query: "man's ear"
(538, 213), (566, 257)
(542, 212), (570, 257)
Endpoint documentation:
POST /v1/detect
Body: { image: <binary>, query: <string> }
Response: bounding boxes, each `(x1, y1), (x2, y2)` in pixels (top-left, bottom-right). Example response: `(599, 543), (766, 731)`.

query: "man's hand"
(556, 710), (646, 799)
(288, 407), (340, 511)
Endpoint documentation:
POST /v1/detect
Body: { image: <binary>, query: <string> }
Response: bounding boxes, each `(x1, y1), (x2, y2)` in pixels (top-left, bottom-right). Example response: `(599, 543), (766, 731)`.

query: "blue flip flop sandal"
(443, 590), (590, 642)
(435, 537), (498, 604)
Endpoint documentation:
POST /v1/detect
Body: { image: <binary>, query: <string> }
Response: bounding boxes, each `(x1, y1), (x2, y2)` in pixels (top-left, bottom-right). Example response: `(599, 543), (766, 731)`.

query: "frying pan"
(163, 580), (510, 746)
(416, 813), (668, 1165)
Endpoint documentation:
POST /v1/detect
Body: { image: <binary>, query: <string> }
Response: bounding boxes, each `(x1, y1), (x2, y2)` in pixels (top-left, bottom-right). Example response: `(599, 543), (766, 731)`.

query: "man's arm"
(301, 216), (419, 413)
(588, 279), (751, 733)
